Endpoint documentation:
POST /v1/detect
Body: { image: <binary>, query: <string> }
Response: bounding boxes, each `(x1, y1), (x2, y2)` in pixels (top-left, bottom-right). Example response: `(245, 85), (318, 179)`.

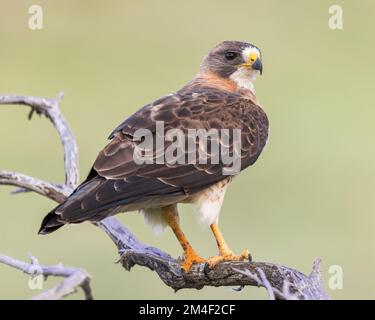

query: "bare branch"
(233, 259), (329, 300)
(0, 92), (330, 300)
(0, 253), (93, 300)
(0, 92), (79, 189)
(98, 214), (328, 298)
(0, 170), (70, 203)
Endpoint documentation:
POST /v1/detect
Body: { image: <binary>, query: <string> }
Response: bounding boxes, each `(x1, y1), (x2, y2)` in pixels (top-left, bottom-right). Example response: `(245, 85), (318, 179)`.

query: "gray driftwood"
(0, 253), (92, 300)
(0, 92), (330, 300)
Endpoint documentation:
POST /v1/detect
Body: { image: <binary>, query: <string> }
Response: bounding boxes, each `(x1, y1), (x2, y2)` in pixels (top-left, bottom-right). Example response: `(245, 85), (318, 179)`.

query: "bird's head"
(199, 41), (263, 93)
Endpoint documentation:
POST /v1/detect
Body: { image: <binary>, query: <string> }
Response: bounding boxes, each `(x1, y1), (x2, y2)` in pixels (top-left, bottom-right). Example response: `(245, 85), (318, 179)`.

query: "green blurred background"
(0, 0), (374, 300)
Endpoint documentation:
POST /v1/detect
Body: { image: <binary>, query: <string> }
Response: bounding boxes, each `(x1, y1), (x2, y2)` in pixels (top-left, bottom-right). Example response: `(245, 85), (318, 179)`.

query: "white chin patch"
(229, 67), (258, 92)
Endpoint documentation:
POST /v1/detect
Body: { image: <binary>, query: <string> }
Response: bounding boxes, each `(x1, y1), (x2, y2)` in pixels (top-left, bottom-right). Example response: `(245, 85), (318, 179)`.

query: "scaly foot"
(180, 247), (206, 272)
(207, 249), (251, 268)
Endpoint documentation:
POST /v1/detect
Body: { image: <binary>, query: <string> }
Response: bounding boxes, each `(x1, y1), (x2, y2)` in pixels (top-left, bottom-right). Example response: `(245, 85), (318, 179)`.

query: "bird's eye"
(224, 51), (238, 61)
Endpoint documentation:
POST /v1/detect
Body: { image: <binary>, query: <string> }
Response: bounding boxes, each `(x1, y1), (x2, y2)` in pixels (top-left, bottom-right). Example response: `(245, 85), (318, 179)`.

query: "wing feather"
(57, 87), (269, 223)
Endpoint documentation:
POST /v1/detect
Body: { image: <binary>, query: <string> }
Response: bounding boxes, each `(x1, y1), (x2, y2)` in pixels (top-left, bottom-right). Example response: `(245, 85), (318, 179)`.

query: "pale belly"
(139, 177), (233, 234)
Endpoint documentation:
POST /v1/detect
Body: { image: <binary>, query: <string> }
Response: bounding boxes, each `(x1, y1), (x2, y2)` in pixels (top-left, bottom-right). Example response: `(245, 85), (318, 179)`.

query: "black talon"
(248, 253), (252, 262)
(203, 262), (213, 279)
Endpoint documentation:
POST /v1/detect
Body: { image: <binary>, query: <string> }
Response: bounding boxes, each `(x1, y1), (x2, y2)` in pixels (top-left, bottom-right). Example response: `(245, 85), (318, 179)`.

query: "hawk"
(39, 41), (269, 271)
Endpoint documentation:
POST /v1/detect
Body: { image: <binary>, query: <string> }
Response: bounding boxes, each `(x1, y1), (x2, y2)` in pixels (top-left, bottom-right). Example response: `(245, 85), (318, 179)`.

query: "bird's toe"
(206, 249), (252, 268)
(180, 249), (206, 272)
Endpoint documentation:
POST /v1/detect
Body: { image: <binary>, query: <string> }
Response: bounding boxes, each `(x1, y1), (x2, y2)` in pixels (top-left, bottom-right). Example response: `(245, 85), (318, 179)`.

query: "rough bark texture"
(0, 92), (330, 300)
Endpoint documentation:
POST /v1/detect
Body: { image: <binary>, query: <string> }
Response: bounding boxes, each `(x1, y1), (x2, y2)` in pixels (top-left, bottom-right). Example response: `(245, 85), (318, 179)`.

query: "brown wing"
(56, 87), (269, 223)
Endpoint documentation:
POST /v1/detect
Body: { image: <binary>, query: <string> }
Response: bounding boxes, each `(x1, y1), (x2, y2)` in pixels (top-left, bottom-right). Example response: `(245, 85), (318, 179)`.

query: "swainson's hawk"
(39, 41), (269, 271)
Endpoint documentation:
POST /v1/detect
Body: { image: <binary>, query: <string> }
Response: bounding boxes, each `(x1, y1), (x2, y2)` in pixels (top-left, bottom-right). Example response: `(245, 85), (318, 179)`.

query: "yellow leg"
(207, 223), (250, 268)
(163, 206), (205, 272)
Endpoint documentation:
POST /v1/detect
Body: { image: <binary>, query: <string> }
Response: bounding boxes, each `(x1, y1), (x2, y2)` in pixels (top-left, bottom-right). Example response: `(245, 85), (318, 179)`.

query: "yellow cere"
(237, 51), (259, 68)
(249, 52), (258, 64)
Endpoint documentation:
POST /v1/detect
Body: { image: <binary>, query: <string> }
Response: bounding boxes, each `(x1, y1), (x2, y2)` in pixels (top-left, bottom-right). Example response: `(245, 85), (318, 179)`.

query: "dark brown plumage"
(40, 40), (268, 271)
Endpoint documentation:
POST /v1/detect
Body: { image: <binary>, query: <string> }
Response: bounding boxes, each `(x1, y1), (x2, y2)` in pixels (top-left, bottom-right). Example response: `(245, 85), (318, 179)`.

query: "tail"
(38, 173), (119, 235)
(38, 207), (65, 235)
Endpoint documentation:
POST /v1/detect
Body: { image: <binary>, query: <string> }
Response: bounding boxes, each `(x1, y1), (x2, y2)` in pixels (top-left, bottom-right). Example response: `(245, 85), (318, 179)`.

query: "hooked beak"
(251, 58), (263, 75)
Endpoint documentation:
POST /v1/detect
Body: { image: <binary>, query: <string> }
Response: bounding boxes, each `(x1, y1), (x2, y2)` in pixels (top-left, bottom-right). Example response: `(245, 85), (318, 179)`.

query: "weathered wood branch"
(0, 92), (330, 300)
(0, 171), (69, 203)
(0, 93), (79, 189)
(0, 253), (93, 300)
(96, 218), (329, 299)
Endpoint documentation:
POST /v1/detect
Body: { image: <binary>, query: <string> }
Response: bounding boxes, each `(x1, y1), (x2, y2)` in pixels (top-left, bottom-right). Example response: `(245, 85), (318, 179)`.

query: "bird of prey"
(39, 40), (269, 272)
